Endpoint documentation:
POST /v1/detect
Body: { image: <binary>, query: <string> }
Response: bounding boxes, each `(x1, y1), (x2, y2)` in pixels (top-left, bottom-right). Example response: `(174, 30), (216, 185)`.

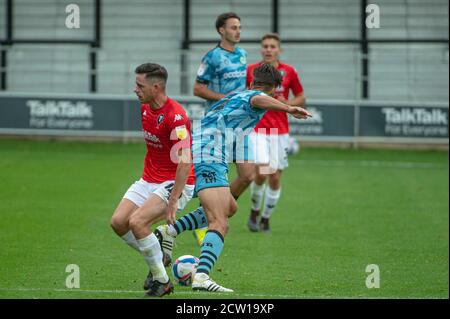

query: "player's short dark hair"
(252, 63), (283, 90)
(135, 63), (168, 85)
(215, 12), (241, 33)
(261, 33), (281, 46)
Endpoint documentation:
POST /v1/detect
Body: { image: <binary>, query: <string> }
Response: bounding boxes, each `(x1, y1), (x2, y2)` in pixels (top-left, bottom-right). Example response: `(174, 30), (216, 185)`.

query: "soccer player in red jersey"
(247, 33), (306, 232)
(110, 63), (195, 297)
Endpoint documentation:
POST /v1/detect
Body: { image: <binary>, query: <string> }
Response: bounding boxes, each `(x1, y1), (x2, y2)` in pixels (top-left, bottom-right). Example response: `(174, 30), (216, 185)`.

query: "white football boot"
(154, 224), (175, 267)
(192, 272), (234, 293)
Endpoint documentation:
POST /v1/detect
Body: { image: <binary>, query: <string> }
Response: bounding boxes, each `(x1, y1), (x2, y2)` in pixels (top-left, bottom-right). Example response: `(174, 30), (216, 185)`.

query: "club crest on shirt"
(240, 56), (246, 64)
(157, 114), (164, 126)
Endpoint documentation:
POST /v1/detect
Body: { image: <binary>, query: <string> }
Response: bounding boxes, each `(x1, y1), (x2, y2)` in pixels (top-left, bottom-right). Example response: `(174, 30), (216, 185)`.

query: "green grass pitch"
(0, 139), (448, 299)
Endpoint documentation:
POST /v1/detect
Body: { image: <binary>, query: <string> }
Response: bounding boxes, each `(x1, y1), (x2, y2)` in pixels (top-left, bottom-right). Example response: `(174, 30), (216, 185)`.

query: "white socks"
(137, 233), (169, 283)
(251, 182), (281, 218)
(121, 230), (140, 252)
(250, 182), (266, 211)
(262, 187), (281, 219)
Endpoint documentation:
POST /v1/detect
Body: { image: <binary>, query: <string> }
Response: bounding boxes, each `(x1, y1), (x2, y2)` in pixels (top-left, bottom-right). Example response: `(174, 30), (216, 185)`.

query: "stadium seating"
(0, 0), (447, 101)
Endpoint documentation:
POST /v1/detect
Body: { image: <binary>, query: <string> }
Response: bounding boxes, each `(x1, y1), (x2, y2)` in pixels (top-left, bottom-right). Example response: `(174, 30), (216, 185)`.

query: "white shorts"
(250, 133), (290, 170)
(123, 178), (195, 210)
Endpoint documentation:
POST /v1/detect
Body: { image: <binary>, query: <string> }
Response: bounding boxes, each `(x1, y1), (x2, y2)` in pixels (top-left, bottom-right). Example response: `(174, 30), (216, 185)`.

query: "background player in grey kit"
(191, 12), (255, 245)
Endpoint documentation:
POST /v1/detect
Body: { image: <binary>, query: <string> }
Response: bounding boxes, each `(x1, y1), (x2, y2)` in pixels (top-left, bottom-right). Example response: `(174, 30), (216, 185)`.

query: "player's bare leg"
(129, 195), (174, 297)
(111, 199), (140, 249)
(179, 199), (234, 248)
(230, 162), (256, 201)
(111, 198), (157, 290)
(192, 187), (235, 293)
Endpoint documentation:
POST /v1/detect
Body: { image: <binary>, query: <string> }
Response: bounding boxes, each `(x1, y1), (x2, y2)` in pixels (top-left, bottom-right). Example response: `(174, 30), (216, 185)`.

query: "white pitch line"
(0, 287), (445, 299)
(290, 159), (448, 169)
(0, 287), (323, 299)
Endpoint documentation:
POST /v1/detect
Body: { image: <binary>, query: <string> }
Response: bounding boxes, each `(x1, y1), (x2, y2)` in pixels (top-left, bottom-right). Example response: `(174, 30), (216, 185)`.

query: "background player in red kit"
(110, 63), (195, 297)
(247, 33), (306, 233)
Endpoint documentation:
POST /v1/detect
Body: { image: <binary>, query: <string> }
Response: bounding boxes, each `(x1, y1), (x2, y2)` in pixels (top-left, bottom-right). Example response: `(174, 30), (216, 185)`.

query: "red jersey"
(141, 97), (195, 185)
(247, 61), (304, 135)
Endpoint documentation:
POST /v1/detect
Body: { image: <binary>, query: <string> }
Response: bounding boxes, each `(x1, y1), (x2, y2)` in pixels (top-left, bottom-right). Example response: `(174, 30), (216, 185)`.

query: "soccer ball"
(172, 255), (200, 286)
(287, 136), (300, 155)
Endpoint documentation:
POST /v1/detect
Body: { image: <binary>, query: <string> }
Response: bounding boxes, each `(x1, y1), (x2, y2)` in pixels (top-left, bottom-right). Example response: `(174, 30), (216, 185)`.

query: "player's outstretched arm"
(166, 147), (192, 225)
(250, 94), (311, 120)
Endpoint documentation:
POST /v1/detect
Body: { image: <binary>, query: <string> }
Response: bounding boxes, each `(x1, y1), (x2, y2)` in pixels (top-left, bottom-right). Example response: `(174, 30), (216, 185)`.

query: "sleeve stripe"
(196, 78), (210, 85)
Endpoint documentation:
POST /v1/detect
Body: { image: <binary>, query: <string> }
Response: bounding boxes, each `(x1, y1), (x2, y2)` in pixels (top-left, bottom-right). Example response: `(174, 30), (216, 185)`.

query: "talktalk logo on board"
(26, 100), (94, 129)
(382, 108), (448, 126)
(27, 100), (93, 118)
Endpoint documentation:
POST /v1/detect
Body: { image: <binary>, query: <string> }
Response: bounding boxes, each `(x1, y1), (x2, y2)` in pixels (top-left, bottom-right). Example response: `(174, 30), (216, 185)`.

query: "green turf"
(0, 139), (448, 299)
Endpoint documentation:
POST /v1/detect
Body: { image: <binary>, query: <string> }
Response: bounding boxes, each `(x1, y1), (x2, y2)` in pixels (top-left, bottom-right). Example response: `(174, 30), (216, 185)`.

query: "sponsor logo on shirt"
(223, 70), (246, 79)
(201, 171), (217, 183)
(143, 130), (161, 143)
